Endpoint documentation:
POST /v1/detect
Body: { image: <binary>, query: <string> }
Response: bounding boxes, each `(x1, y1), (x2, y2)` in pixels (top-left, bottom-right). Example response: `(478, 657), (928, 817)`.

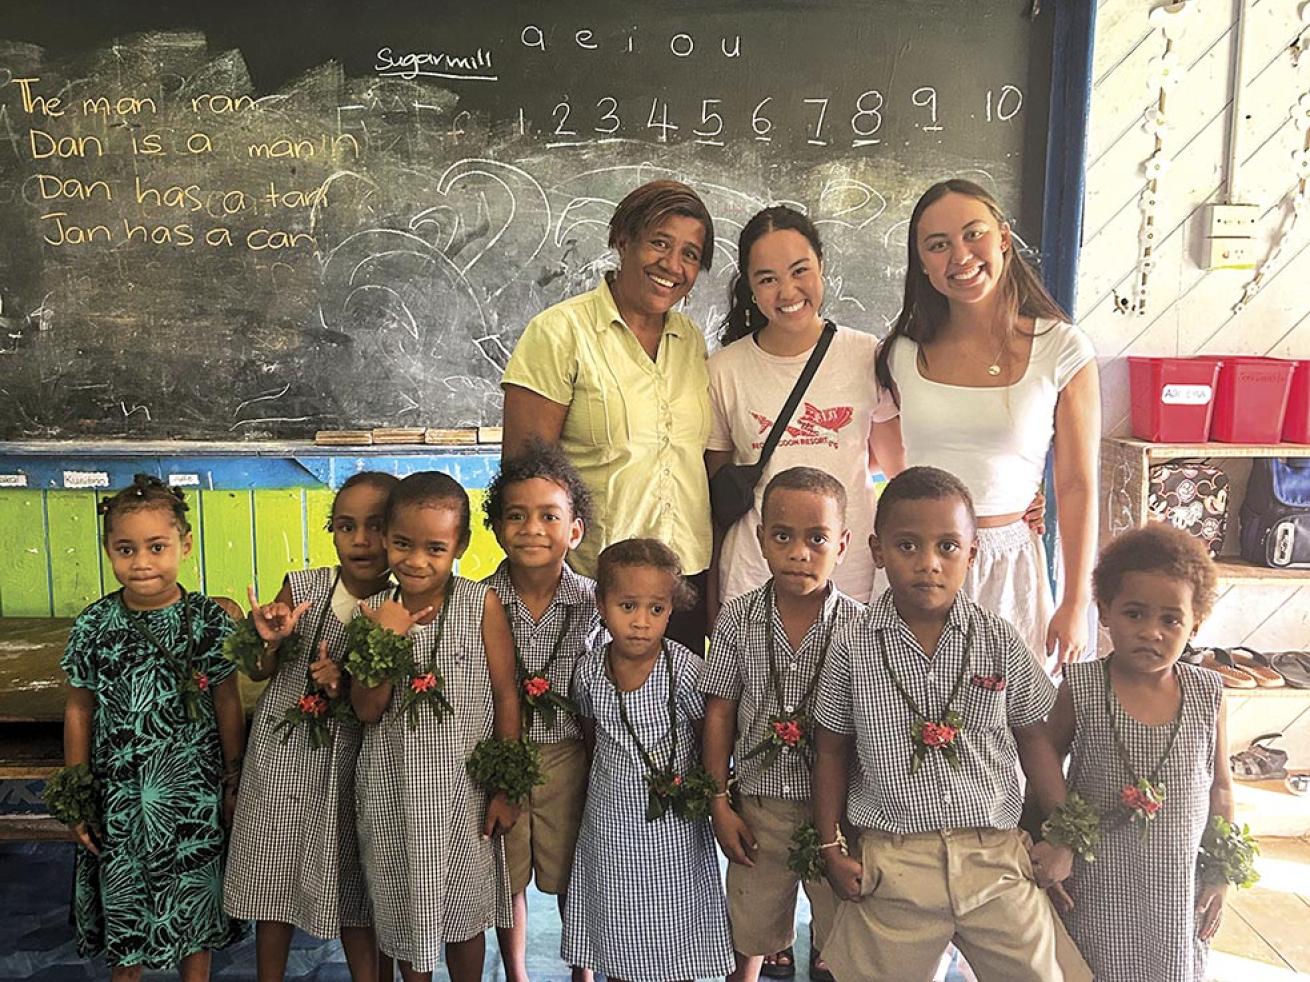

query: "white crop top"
(885, 319), (1095, 516)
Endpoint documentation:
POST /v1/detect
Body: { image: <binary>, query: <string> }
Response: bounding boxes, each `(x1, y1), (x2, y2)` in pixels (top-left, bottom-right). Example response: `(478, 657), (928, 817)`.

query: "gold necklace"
(986, 329), (1008, 377)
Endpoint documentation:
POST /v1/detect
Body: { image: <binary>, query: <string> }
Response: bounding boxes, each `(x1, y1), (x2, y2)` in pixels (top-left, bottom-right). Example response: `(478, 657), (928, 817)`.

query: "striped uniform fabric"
(701, 581), (864, 799)
(1061, 659), (1221, 982)
(353, 576), (512, 972)
(561, 641), (735, 981)
(813, 590), (1056, 833)
(483, 560), (603, 744)
(224, 566), (371, 936)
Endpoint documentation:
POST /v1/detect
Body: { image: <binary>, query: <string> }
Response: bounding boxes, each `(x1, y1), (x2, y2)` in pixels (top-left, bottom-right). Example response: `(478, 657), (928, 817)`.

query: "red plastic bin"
(1284, 359), (1310, 443)
(1128, 356), (1223, 442)
(1210, 356), (1295, 443)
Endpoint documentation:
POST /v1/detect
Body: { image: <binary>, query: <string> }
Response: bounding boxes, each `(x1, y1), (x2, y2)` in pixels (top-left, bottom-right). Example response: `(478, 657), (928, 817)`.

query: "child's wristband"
(1040, 792), (1101, 863)
(466, 737), (545, 804)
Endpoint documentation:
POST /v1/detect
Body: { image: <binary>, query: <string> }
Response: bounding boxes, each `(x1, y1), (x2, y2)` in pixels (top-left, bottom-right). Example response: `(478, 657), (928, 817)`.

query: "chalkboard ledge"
(0, 442), (502, 491)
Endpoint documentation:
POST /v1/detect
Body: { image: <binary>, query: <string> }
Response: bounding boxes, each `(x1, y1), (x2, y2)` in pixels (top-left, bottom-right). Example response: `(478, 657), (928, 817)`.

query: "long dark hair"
(718, 205), (824, 347)
(873, 179), (1068, 399)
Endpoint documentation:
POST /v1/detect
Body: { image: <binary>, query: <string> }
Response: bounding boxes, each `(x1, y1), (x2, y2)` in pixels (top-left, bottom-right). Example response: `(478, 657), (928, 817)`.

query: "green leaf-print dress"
(60, 590), (246, 968)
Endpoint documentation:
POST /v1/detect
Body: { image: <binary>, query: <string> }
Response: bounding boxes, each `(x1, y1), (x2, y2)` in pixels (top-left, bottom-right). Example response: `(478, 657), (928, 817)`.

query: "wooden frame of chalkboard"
(0, 0), (1091, 444)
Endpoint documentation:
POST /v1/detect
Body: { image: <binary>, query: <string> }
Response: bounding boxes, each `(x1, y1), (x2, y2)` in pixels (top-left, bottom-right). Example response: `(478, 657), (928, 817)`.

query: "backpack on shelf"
(1240, 458), (1310, 569)
(1147, 462), (1230, 559)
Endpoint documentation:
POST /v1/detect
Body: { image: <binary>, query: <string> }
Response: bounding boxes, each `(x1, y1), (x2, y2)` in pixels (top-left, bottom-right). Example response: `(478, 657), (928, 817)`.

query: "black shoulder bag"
(709, 321), (836, 530)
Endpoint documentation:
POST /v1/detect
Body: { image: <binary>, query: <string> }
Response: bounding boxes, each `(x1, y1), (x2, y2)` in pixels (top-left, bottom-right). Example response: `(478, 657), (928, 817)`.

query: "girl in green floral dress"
(58, 474), (246, 981)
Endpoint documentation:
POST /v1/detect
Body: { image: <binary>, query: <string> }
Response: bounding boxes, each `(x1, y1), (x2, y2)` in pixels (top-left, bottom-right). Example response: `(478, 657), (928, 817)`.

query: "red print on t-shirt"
(749, 402), (854, 450)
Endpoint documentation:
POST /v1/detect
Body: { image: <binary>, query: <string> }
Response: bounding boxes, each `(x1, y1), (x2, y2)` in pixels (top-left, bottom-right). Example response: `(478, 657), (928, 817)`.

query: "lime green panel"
(0, 491), (51, 616)
(46, 491), (103, 615)
(460, 490), (504, 582)
(306, 488), (336, 568)
(177, 490), (204, 594)
(200, 490), (255, 608)
(253, 489), (306, 601)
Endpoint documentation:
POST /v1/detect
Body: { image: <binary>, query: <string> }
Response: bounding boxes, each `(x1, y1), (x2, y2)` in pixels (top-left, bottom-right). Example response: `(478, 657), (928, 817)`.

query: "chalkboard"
(0, 0), (1054, 440)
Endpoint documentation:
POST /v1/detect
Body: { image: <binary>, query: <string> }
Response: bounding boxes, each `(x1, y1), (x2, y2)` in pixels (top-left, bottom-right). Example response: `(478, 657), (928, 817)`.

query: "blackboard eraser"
(372, 427), (429, 444)
(424, 428), (478, 445)
(315, 430), (375, 446)
(477, 426), (504, 444)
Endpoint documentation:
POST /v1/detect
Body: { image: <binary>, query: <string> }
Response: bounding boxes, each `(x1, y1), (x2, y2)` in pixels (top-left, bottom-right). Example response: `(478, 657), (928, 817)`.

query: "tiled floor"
(5, 837), (1307, 980)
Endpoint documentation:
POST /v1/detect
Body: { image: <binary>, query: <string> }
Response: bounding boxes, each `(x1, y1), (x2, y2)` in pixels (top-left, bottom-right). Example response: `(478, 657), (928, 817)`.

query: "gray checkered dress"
(701, 581), (863, 799)
(483, 560), (603, 745)
(354, 576), (512, 972)
(1061, 659), (1221, 982)
(561, 641), (735, 981)
(224, 566), (370, 936)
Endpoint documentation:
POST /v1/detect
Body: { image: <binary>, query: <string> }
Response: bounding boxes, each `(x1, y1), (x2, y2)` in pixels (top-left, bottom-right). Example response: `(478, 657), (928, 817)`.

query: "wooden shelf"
(1111, 438), (1310, 460)
(1100, 438), (1310, 588)
(1215, 559), (1310, 585)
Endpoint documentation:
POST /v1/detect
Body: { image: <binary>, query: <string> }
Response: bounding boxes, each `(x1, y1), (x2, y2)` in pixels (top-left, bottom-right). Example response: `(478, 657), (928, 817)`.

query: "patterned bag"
(1148, 462), (1230, 558)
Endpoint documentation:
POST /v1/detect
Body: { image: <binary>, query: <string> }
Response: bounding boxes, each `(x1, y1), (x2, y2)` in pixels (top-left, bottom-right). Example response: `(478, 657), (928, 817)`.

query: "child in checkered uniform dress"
(351, 473), (521, 982)
(701, 467), (863, 982)
(562, 539), (735, 981)
(481, 441), (603, 981)
(225, 472), (397, 979)
(1048, 524), (1229, 982)
(811, 467), (1090, 982)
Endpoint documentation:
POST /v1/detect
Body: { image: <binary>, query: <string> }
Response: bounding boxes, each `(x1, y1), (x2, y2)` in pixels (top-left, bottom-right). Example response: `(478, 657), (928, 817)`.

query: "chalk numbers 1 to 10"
(531, 85), (1023, 146)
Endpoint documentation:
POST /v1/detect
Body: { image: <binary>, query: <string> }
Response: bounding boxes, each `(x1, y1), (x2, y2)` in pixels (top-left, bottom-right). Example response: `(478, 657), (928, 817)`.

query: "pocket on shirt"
(965, 685), (1008, 730)
(574, 379), (630, 449)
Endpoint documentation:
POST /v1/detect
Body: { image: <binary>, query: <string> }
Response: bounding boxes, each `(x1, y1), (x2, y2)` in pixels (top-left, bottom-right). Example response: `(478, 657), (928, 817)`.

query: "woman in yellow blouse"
(501, 180), (716, 650)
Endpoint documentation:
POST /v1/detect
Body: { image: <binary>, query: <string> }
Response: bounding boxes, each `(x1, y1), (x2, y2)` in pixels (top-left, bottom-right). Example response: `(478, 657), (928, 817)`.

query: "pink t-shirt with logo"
(707, 325), (897, 604)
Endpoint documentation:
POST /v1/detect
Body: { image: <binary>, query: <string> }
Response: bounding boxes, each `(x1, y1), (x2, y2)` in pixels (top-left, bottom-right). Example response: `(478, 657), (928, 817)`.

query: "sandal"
(810, 947), (836, 982)
(760, 946), (796, 979)
(1227, 646), (1285, 687)
(1270, 652), (1310, 689)
(1230, 733), (1289, 781)
(1196, 647), (1258, 688)
(1287, 771), (1310, 797)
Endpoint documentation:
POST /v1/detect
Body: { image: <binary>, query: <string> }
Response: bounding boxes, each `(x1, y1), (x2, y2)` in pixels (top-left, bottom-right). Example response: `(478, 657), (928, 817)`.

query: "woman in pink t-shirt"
(705, 206), (904, 621)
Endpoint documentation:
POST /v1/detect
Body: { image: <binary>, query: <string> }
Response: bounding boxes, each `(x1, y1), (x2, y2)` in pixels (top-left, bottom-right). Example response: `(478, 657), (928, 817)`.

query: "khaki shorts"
(823, 827), (1091, 982)
(504, 739), (587, 896)
(726, 796), (838, 956)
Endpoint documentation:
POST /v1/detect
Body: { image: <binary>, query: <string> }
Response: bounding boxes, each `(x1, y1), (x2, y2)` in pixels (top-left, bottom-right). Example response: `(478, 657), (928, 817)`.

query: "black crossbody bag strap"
(755, 320), (836, 466)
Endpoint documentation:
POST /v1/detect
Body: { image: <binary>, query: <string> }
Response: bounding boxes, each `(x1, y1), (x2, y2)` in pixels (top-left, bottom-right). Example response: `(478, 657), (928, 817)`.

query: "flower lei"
(610, 641), (716, 822)
(1198, 815), (1260, 889)
(741, 583), (836, 772)
(504, 600), (579, 732)
(270, 569), (358, 749)
(876, 620), (975, 775)
(42, 762), (100, 831)
(122, 587), (208, 722)
(398, 588), (454, 730)
(1104, 657), (1182, 839)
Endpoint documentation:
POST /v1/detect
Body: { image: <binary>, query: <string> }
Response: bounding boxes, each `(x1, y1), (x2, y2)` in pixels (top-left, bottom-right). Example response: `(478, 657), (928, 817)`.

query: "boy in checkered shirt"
(701, 467), (866, 982)
(811, 466), (1090, 982)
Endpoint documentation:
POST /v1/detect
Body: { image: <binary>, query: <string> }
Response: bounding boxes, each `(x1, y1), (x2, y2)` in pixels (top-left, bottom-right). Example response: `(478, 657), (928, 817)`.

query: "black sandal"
(759, 946), (796, 979)
(810, 947), (836, 982)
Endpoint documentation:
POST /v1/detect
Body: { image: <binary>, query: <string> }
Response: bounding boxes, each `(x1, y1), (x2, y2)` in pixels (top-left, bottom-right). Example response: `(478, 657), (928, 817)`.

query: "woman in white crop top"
(872, 179), (1100, 671)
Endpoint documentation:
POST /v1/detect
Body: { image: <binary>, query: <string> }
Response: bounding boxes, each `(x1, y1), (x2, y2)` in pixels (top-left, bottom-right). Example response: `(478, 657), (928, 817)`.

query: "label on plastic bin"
(1161, 384), (1212, 405)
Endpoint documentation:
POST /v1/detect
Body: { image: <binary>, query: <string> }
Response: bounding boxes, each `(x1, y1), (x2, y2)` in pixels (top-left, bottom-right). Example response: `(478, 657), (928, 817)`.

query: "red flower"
(298, 694), (328, 717)
(921, 722), (958, 748)
(1121, 785), (1161, 815)
(411, 672), (438, 694)
(523, 676), (551, 699)
(194, 672), (210, 692)
(772, 719), (804, 746)
(672, 774), (684, 786)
